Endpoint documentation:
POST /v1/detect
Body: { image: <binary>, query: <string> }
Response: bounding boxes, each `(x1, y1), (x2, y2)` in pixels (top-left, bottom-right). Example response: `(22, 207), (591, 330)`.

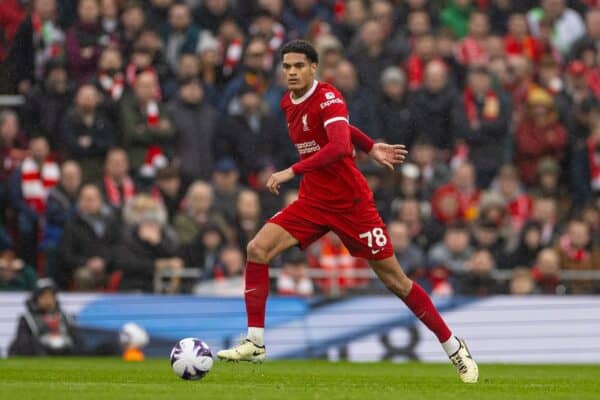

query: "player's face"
(282, 52), (317, 93)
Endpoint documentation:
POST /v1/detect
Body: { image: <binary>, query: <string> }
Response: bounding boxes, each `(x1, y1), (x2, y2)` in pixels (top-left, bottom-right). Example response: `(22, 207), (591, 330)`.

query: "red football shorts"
(268, 197), (394, 260)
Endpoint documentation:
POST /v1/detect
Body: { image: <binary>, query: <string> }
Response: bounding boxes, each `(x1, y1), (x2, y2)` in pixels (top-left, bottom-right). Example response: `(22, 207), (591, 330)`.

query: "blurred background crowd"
(0, 0), (599, 297)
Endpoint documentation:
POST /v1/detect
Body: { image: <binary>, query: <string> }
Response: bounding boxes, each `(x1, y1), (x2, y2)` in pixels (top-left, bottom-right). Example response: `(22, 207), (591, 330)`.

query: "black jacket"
(116, 227), (179, 293)
(58, 210), (120, 289)
(408, 85), (461, 150)
(8, 299), (81, 356)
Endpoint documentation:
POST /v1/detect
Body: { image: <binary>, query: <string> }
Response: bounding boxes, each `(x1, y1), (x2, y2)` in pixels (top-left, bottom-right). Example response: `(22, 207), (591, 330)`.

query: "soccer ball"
(170, 338), (213, 380)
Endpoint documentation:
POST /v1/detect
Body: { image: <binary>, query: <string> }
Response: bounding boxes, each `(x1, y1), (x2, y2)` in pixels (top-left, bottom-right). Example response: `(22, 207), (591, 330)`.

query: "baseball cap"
(215, 158), (237, 173)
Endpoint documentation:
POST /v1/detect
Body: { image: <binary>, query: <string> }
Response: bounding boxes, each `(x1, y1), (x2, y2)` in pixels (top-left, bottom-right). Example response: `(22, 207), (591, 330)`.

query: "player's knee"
(246, 240), (270, 263)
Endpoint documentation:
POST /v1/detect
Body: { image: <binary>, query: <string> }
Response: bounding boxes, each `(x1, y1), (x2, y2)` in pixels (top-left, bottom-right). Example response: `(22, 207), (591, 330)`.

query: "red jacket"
(0, 0), (26, 62)
(515, 118), (567, 185)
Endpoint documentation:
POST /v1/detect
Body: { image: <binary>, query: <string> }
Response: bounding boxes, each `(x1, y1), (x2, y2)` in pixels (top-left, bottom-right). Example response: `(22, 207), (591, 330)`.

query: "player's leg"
(218, 200), (328, 362)
(217, 223), (297, 362)
(245, 222), (299, 344)
(330, 204), (478, 383)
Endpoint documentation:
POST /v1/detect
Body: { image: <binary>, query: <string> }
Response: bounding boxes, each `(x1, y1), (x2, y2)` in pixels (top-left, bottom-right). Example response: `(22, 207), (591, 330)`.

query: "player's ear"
(310, 62), (318, 75)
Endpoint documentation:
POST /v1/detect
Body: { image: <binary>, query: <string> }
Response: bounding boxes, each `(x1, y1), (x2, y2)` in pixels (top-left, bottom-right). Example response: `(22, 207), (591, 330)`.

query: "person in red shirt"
(217, 40), (479, 384)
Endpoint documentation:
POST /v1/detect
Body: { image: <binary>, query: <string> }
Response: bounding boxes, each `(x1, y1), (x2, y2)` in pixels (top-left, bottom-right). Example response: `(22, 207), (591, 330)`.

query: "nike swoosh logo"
(245, 288), (257, 293)
(371, 249), (381, 255)
(252, 351), (263, 356)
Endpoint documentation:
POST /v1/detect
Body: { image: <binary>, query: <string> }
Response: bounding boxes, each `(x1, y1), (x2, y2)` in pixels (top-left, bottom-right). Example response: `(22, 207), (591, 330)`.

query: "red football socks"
(403, 282), (453, 343)
(245, 261), (270, 328)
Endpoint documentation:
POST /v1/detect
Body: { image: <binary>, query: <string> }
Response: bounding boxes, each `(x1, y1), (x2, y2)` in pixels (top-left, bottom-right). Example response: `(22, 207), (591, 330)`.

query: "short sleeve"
(318, 88), (349, 128)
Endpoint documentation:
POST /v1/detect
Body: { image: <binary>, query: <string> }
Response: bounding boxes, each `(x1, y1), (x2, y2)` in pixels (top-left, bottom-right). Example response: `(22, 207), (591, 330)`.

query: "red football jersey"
(280, 80), (372, 210)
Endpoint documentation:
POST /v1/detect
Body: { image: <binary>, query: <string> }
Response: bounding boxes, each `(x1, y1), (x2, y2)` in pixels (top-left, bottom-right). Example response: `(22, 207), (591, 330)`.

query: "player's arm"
(350, 124), (408, 170)
(266, 120), (352, 195)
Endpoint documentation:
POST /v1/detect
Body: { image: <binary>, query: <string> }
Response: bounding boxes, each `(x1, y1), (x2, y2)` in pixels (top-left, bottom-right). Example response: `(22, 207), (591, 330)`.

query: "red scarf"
(98, 72), (125, 101)
(406, 54), (424, 90)
(559, 235), (590, 262)
(463, 87), (500, 124)
(456, 36), (487, 66)
(103, 175), (135, 207)
(221, 37), (243, 78)
(145, 101), (159, 127)
(587, 136), (600, 191)
(504, 35), (541, 62)
(21, 156), (59, 214)
(508, 194), (532, 232)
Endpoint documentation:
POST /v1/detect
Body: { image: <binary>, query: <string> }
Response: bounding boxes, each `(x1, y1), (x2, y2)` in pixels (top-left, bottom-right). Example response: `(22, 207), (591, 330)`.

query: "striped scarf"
(20, 156), (59, 214)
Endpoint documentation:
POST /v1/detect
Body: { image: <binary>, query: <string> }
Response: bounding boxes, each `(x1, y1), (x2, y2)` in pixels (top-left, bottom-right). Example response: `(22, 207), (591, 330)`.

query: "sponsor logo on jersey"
(296, 140), (321, 155)
(302, 114), (309, 131)
(320, 98), (344, 109)
(325, 91), (335, 100)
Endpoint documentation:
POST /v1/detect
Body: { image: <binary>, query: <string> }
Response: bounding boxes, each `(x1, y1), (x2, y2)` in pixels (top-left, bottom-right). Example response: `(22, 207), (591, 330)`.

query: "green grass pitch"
(1, 358), (598, 400)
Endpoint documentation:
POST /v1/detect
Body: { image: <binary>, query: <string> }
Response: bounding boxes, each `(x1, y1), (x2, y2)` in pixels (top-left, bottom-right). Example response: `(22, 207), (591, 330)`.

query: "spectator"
(388, 220), (426, 273)
(493, 164), (532, 233)
(173, 180), (228, 246)
(282, 0), (332, 40)
(456, 66), (511, 187)
(216, 86), (288, 181)
(21, 61), (73, 149)
(457, 248), (499, 296)
(277, 249), (314, 297)
(44, 161), (82, 249)
(307, 232), (368, 295)
(8, 136), (59, 267)
(0, 0), (26, 92)
(456, 12), (490, 67)
(441, 0), (474, 40)
(152, 163), (183, 222)
(347, 17), (400, 96)
(167, 78), (218, 182)
(555, 219), (600, 294)
(92, 47), (126, 121)
(100, 148), (136, 213)
(9, 0), (65, 94)
(219, 36), (276, 114)
(212, 158), (242, 223)
(61, 84), (116, 181)
(431, 162), (481, 225)
(410, 138), (450, 200)
(194, 245), (245, 296)
(405, 34), (438, 91)
(145, 0), (174, 30)
(408, 60), (461, 152)
(58, 184), (119, 291)
(119, 0), (145, 56)
(180, 224), (226, 278)
(99, 0), (120, 42)
(428, 223), (473, 274)
(508, 267), (535, 295)
(193, 0), (233, 35)
(507, 221), (543, 269)
(0, 110), (28, 208)
(527, 0), (585, 55)
(120, 71), (176, 171)
(504, 12), (542, 63)
(333, 59), (381, 137)
(0, 250), (37, 291)
(529, 196), (561, 247)
(66, 0), (104, 85)
(515, 87), (567, 185)
(396, 197), (441, 250)
(234, 189), (262, 250)
(161, 3), (199, 72)
(9, 278), (81, 356)
(378, 67), (413, 147)
(569, 7), (600, 63)
(117, 194), (182, 293)
(531, 247), (563, 294)
(471, 215), (507, 261)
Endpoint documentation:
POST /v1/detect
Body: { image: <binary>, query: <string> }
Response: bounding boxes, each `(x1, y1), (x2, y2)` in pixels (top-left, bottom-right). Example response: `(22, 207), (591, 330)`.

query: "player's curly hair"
(280, 40), (319, 64)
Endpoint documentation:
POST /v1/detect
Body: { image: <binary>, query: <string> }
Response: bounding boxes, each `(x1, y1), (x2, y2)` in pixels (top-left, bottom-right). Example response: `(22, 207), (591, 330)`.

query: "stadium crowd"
(0, 0), (599, 297)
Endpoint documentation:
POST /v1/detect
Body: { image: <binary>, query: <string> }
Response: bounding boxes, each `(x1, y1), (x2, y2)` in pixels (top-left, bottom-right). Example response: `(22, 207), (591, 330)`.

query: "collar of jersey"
(290, 80), (318, 105)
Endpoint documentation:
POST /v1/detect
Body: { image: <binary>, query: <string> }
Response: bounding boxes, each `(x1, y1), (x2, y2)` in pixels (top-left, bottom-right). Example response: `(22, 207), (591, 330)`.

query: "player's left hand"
(369, 143), (408, 170)
(266, 168), (295, 196)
